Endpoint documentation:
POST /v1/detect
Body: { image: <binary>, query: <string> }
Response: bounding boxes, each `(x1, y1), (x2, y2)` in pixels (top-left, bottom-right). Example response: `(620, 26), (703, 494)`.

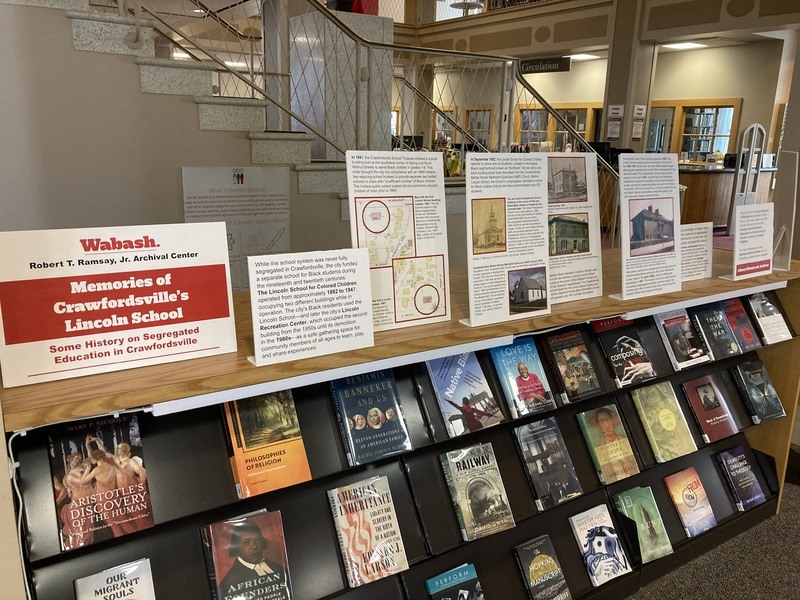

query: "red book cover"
(681, 374), (739, 443)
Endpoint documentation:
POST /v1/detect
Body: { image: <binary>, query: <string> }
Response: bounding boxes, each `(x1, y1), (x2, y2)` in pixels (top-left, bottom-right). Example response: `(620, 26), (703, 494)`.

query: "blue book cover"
(490, 336), (555, 418)
(715, 445), (766, 511)
(329, 369), (412, 466)
(426, 351), (505, 438)
(425, 563), (482, 599)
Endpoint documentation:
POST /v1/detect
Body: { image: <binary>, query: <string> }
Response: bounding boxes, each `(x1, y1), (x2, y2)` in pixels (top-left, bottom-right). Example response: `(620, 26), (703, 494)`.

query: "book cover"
(715, 445), (767, 511)
(425, 351), (505, 437)
(425, 563), (483, 600)
(329, 369), (413, 466)
(653, 309), (711, 371)
(719, 297), (762, 352)
(541, 327), (603, 402)
(513, 417), (583, 510)
(746, 292), (792, 345)
(689, 304), (742, 360)
(575, 404), (640, 484)
(630, 381), (698, 462)
(489, 336), (556, 418)
(681, 374), (739, 443)
(48, 413), (154, 552)
(440, 442), (515, 541)
(74, 557), (155, 600)
(568, 504), (632, 587)
(592, 316), (658, 388)
(327, 475), (408, 587)
(663, 466), (717, 537)
(202, 509), (292, 600)
(513, 534), (572, 600)
(222, 390), (311, 499)
(730, 360), (786, 424)
(612, 486), (673, 563)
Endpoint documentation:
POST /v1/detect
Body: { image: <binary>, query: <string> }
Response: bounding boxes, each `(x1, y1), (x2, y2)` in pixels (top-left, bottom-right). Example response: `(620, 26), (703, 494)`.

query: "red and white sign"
(0, 223), (236, 387)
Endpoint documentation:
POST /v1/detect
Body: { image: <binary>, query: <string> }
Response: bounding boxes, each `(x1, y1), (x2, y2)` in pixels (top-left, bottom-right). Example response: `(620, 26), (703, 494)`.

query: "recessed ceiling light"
(662, 42), (708, 50)
(564, 54), (600, 61)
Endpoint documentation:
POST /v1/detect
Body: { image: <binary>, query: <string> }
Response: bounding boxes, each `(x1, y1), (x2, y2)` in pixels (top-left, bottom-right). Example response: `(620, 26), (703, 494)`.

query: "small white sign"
(680, 222), (713, 281)
(248, 249), (373, 366)
(730, 204), (774, 280)
(633, 104), (647, 119)
(608, 105), (625, 117)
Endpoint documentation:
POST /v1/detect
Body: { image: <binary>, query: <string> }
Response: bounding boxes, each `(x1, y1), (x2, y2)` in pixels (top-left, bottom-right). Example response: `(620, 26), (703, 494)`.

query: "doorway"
(646, 107), (674, 153)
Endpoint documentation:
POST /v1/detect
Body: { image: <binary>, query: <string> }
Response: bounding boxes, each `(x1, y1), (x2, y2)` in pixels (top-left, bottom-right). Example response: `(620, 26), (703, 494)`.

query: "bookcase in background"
(1, 250), (799, 600)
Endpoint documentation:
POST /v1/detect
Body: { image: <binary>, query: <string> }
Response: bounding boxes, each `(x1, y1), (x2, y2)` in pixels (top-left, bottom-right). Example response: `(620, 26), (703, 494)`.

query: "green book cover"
(575, 404), (640, 484)
(613, 486), (673, 563)
(631, 382), (697, 463)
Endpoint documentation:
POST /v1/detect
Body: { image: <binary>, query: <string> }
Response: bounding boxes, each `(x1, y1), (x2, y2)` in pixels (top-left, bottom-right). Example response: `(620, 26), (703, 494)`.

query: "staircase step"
(2, 0), (87, 10)
(194, 96), (267, 132)
(295, 162), (347, 195)
(250, 132), (316, 166)
(135, 57), (216, 96)
(66, 11), (155, 57)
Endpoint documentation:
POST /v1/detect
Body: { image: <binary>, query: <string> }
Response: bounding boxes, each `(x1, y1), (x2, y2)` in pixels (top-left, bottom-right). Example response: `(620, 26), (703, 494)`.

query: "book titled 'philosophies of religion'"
(327, 475), (408, 588)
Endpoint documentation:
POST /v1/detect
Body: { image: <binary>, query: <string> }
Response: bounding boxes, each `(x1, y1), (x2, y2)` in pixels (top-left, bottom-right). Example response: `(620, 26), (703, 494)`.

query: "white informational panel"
(248, 249), (374, 366)
(182, 166), (290, 291)
(680, 222), (713, 282)
(617, 154), (682, 300)
(0, 223), (236, 387)
(546, 153), (603, 304)
(727, 203), (774, 280)
(346, 151), (450, 332)
(464, 153), (550, 327)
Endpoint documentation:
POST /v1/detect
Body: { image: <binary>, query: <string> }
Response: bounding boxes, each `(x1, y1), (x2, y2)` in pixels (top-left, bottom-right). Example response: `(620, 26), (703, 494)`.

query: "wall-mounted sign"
(519, 57), (571, 74)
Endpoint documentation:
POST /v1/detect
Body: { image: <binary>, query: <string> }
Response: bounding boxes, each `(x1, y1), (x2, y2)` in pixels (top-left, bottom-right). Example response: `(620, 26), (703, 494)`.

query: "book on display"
(715, 445), (767, 511)
(719, 297), (762, 352)
(612, 486), (673, 563)
(425, 563), (483, 600)
(489, 336), (556, 418)
(575, 404), (640, 484)
(663, 466), (717, 537)
(74, 558), (155, 600)
(541, 327), (603, 403)
(568, 504), (632, 587)
(653, 309), (711, 371)
(630, 381), (697, 462)
(730, 360), (786, 424)
(681, 374), (739, 443)
(513, 534), (572, 600)
(592, 316), (658, 388)
(688, 303), (742, 360)
(746, 292), (792, 345)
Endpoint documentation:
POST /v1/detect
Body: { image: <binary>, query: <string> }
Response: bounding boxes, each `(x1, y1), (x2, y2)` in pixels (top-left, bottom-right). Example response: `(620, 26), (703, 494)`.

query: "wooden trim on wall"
(652, 97), (743, 155)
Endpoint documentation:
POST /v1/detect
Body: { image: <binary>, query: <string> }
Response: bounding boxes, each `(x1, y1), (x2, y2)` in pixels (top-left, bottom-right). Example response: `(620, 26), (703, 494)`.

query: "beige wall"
(522, 58), (608, 104)
(0, 4), (351, 253)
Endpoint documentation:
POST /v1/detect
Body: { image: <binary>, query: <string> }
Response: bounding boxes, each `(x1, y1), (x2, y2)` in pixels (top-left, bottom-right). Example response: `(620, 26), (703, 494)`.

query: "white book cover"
(464, 153), (550, 326)
(75, 558), (155, 599)
(618, 154), (682, 300)
(569, 504), (631, 587)
(346, 151), (450, 332)
(546, 153), (603, 304)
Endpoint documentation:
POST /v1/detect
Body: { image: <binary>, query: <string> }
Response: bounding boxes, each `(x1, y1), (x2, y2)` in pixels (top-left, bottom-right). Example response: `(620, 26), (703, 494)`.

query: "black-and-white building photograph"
(547, 156), (588, 203)
(629, 198), (675, 256)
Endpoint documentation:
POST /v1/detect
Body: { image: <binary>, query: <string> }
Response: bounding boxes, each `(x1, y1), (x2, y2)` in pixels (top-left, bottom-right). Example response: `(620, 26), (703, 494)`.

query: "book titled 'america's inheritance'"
(202, 509), (292, 600)
(48, 413), (154, 552)
(327, 475), (408, 588)
(715, 445), (766, 511)
(731, 360), (786, 425)
(569, 504), (632, 588)
(630, 381), (697, 463)
(576, 404), (640, 484)
(513, 534), (572, 600)
(74, 558), (155, 600)
(514, 417), (583, 510)
(663, 466), (717, 538)
(440, 442), (515, 541)
(330, 369), (412, 466)
(489, 336), (556, 418)
(426, 351), (505, 437)
(612, 486), (673, 564)
(425, 563), (483, 600)
(222, 390), (311, 499)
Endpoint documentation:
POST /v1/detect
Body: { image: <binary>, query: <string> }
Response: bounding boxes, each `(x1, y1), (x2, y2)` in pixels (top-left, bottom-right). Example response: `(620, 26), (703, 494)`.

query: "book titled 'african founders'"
(330, 369), (412, 466)
(48, 413), (154, 552)
(74, 558), (155, 600)
(440, 442), (515, 541)
(202, 509), (291, 600)
(327, 475), (408, 588)
(222, 390), (311, 499)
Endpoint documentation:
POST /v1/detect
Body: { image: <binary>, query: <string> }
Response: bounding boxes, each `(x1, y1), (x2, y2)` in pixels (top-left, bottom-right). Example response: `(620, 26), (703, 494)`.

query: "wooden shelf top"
(2, 249), (798, 432)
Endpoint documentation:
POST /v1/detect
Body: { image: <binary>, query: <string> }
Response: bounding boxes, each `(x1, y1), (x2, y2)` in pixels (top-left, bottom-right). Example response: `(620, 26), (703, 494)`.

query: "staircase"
(5, 0), (349, 198)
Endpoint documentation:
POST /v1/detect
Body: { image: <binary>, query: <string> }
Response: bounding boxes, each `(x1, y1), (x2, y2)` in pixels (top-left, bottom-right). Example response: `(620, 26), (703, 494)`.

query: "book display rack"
(2, 249), (799, 600)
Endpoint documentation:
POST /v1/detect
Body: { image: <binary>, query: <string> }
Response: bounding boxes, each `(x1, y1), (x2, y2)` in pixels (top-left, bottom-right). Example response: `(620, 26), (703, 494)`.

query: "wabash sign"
(0, 223), (236, 387)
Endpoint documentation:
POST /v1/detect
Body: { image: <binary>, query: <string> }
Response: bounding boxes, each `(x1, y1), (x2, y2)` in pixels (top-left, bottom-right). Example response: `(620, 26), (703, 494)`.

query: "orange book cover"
(223, 390), (311, 499)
